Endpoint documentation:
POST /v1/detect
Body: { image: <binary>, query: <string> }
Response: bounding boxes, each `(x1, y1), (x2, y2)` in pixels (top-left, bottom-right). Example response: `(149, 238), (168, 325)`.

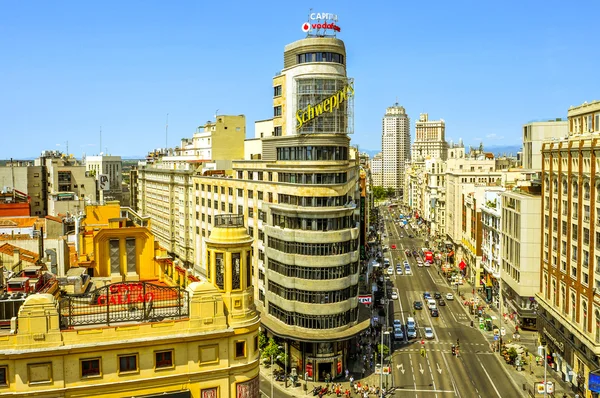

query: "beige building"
(537, 100), (600, 397)
(412, 113), (448, 161)
(134, 115), (246, 269)
(189, 35), (366, 382)
(499, 185), (542, 331)
(370, 153), (383, 187)
(522, 120), (568, 170)
(85, 155), (123, 203)
(382, 104), (410, 194)
(0, 163), (46, 216)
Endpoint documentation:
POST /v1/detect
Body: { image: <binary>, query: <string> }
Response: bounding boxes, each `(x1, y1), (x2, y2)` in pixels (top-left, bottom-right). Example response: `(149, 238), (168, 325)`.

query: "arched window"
(545, 177), (550, 192)
(553, 178), (558, 194)
(596, 309), (600, 343)
(552, 280), (557, 305)
(584, 182), (591, 200)
(563, 179), (568, 195)
(571, 292), (576, 323)
(561, 286), (566, 313)
(596, 183), (600, 202)
(573, 181), (579, 198)
(583, 301), (588, 331)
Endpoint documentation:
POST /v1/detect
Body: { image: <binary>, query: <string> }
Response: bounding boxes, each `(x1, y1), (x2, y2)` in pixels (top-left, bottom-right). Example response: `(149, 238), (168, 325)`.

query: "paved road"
(382, 206), (524, 397)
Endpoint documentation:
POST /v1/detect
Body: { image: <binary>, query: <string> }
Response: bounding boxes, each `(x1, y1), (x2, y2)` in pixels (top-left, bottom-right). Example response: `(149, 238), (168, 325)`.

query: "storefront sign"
(296, 84), (354, 128)
(589, 371), (600, 393)
(358, 295), (372, 304)
(236, 377), (259, 398)
(96, 282), (155, 305)
(301, 13), (341, 33)
(543, 327), (565, 353)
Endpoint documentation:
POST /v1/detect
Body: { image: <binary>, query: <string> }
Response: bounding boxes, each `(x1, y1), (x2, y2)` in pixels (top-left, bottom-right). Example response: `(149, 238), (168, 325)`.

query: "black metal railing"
(58, 282), (189, 329)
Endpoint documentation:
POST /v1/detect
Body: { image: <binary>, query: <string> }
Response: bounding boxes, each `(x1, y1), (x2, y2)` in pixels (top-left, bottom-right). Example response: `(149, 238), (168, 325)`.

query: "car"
(437, 299), (446, 306)
(423, 292), (432, 300)
(424, 261), (431, 267)
(417, 260), (423, 267)
(407, 326), (417, 339)
(405, 267), (412, 275)
(400, 234), (404, 238)
(430, 308), (439, 317)
(413, 301), (423, 310)
(446, 293), (454, 300)
(394, 327), (404, 340)
(393, 319), (402, 328)
(424, 327), (434, 339)
(396, 267), (403, 275)
(390, 291), (398, 300)
(391, 244), (397, 249)
(434, 292), (442, 299)
(427, 299), (437, 310)
(387, 267), (394, 275)
(408, 234), (414, 238)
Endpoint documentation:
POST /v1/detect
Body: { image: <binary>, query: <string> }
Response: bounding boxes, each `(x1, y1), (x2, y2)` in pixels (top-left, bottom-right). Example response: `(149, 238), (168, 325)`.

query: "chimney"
(13, 248), (20, 267)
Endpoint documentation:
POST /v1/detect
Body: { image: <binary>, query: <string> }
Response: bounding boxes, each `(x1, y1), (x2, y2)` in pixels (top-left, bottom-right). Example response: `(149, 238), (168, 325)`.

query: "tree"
(258, 330), (269, 350)
(373, 186), (386, 201)
(377, 343), (389, 358)
(261, 337), (286, 363)
(385, 187), (395, 198)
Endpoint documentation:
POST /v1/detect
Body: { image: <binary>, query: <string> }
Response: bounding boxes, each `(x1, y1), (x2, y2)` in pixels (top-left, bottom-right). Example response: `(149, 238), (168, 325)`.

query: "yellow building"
(0, 206), (260, 398)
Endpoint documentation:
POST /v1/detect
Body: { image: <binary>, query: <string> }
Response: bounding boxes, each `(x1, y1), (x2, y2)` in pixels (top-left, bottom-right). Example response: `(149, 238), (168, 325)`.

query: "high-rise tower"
(382, 104), (410, 194)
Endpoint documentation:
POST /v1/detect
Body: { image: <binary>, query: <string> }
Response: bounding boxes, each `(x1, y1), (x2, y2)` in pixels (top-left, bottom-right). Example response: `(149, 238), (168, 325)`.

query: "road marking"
(397, 363), (405, 374)
(436, 362), (443, 374)
(441, 352), (461, 398)
(476, 355), (502, 398)
(391, 388), (455, 393)
(419, 363), (424, 374)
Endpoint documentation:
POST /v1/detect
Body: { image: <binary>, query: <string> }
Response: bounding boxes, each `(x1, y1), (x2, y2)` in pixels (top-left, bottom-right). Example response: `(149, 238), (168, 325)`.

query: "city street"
(382, 205), (523, 397)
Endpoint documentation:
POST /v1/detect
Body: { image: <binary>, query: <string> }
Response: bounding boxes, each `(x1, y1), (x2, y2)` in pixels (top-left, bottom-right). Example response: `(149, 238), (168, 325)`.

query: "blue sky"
(1, 0), (598, 159)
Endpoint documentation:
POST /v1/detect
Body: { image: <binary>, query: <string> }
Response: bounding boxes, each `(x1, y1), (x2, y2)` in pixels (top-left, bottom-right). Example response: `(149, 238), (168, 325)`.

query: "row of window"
(276, 146), (349, 161)
(268, 280), (358, 304)
(296, 52), (344, 65)
(278, 172), (347, 185)
(268, 303), (357, 329)
(278, 194), (349, 207)
(267, 237), (359, 256)
(269, 259), (359, 280)
(272, 213), (356, 231)
(0, 339), (257, 387)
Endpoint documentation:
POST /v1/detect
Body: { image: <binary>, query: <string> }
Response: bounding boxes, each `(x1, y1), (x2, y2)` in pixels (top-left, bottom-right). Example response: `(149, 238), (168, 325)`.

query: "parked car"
(396, 266), (403, 275)
(387, 267), (394, 275)
(390, 290), (398, 300)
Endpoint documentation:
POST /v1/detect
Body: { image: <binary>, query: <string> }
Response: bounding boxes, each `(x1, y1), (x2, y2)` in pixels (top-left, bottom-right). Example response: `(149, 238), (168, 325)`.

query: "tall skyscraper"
(382, 103), (410, 194)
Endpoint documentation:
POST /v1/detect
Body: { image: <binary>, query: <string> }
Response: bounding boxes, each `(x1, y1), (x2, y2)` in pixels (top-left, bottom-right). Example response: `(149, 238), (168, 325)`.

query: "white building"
(382, 104), (410, 194)
(85, 155), (123, 203)
(370, 153), (383, 187)
(412, 113), (448, 161)
(522, 120), (568, 170)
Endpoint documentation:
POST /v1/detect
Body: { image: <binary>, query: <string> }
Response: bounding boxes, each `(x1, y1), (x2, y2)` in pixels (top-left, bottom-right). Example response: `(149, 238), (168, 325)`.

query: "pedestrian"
(345, 369), (349, 379)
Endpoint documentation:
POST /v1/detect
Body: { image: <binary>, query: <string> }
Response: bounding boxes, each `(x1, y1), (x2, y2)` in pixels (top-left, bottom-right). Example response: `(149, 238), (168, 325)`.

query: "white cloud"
(485, 133), (505, 140)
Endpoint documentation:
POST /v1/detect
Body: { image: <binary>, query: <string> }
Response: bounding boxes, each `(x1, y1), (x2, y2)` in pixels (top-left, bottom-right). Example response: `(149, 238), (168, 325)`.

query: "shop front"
(537, 310), (570, 381)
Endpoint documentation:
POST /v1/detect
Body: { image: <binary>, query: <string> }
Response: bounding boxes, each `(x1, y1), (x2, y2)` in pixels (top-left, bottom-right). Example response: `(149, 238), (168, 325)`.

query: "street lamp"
(380, 330), (390, 397)
(538, 345), (547, 397)
(271, 353), (283, 398)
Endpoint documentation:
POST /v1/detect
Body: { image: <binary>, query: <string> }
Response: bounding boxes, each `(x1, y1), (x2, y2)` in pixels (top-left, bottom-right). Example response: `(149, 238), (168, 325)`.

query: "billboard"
(295, 77), (354, 134)
(99, 174), (110, 191)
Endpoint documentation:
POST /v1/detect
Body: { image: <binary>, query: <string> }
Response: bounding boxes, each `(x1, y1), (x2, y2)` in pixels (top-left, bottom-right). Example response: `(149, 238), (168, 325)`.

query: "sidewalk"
(453, 273), (576, 397)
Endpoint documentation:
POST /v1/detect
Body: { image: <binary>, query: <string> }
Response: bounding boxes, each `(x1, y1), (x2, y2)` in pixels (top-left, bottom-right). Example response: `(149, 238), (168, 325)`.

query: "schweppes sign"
(296, 84), (354, 129)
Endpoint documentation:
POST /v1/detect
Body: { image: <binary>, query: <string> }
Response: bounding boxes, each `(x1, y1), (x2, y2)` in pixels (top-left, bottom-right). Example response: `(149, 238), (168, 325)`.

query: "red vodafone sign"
(301, 12), (341, 34)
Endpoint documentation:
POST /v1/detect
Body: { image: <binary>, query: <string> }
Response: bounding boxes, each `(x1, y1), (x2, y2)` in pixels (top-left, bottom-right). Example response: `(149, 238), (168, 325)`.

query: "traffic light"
(451, 345), (456, 356)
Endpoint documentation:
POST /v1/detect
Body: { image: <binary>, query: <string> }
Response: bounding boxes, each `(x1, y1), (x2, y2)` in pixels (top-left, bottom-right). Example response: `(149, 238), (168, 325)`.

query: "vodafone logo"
(301, 22), (311, 32)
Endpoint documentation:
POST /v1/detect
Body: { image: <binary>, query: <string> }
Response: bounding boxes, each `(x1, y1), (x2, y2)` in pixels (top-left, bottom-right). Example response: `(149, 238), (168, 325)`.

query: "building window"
(80, 358), (101, 378)
(274, 106), (282, 117)
(571, 293), (577, 323)
(126, 238), (136, 274)
(215, 253), (224, 290)
(235, 341), (246, 358)
(109, 239), (120, 274)
(583, 301), (588, 331)
(0, 366), (7, 386)
(274, 85), (282, 97)
(27, 362), (52, 384)
(596, 309), (600, 343)
(274, 126), (282, 136)
(229, 187), (233, 196)
(155, 350), (174, 369)
(232, 253), (241, 290)
(118, 354), (138, 374)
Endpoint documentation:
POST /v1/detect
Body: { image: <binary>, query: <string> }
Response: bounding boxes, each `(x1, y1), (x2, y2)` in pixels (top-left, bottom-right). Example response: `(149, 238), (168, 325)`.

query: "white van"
(427, 299), (437, 310)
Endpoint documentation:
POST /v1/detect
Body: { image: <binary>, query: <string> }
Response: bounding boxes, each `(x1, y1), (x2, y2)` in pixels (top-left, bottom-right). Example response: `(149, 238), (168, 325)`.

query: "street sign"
(494, 335), (499, 341)
(500, 327), (506, 336)
(382, 366), (390, 375)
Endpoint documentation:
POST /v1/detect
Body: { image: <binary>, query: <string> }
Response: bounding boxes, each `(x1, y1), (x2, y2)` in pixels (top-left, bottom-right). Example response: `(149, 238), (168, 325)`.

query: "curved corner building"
(257, 34), (368, 382)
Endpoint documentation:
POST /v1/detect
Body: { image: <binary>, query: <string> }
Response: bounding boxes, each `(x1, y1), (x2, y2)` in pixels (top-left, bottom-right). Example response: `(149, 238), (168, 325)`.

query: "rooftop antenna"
(165, 113), (169, 149)
(66, 140), (69, 156)
(214, 109), (219, 119)
(100, 126), (102, 155)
